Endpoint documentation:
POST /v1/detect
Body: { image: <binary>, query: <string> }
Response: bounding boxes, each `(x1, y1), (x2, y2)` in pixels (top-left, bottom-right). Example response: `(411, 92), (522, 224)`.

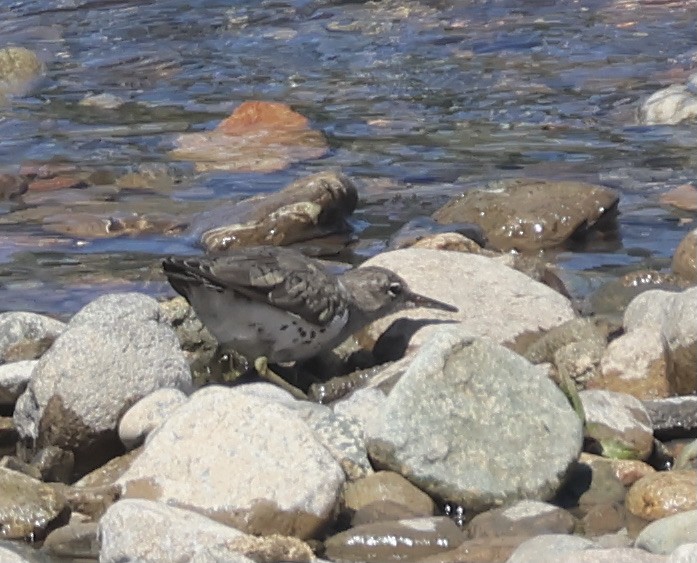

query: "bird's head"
(340, 266), (458, 322)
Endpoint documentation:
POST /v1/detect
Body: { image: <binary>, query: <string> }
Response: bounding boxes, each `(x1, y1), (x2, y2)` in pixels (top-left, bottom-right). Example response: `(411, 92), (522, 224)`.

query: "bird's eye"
(388, 282), (402, 297)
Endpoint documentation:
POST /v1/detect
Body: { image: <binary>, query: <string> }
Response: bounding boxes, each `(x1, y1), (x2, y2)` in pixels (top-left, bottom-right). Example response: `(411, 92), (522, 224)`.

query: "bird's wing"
(163, 247), (346, 327)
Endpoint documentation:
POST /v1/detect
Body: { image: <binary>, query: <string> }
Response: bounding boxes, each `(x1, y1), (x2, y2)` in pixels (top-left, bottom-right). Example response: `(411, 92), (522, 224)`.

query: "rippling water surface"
(1, 0), (696, 316)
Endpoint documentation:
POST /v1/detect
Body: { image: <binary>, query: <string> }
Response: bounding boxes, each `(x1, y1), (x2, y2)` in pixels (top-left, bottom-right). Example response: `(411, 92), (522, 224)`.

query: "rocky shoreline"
(0, 233), (695, 562)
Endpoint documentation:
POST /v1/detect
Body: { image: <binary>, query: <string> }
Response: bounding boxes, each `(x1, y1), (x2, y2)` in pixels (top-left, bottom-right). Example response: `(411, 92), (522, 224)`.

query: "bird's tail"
(162, 257), (203, 298)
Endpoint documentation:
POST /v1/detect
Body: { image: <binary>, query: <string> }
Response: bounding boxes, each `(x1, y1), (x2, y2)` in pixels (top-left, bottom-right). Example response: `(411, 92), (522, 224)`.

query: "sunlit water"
(1, 0), (696, 317)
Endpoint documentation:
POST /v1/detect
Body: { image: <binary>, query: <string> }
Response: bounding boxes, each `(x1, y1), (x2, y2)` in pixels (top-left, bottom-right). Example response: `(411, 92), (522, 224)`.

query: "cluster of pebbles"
(0, 166), (695, 563)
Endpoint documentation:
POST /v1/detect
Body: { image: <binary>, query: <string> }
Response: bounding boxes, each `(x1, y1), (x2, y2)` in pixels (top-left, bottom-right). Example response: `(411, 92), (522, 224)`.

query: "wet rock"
(194, 170), (357, 252)
(0, 360), (36, 407)
(360, 249), (575, 361)
(672, 228), (697, 283)
(27, 176), (88, 192)
(324, 517), (465, 562)
(417, 535), (528, 563)
(387, 216), (487, 250)
(0, 312), (66, 364)
(410, 232), (483, 252)
(350, 500), (427, 527)
(432, 178), (618, 252)
(580, 390), (654, 461)
(43, 210), (184, 239)
(0, 467), (68, 540)
(18, 160), (78, 179)
(118, 388), (187, 450)
(623, 287), (697, 395)
(0, 174), (28, 201)
(639, 76), (697, 125)
(368, 328), (583, 513)
(634, 510), (697, 555)
(591, 327), (672, 400)
(343, 471), (435, 520)
(660, 184), (697, 212)
(79, 92), (126, 109)
(13, 293), (192, 477)
(170, 100), (328, 173)
(117, 386), (345, 539)
(43, 521), (99, 559)
(0, 46), (43, 98)
(468, 500), (576, 538)
(625, 470), (697, 522)
(116, 163), (187, 192)
(585, 271), (690, 320)
(100, 499), (312, 563)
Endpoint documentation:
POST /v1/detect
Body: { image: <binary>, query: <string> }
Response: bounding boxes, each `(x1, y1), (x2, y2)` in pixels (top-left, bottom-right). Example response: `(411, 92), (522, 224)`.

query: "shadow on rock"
(372, 318), (459, 363)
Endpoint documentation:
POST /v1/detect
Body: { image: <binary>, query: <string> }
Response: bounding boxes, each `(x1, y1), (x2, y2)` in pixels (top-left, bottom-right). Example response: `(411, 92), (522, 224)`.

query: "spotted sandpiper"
(163, 246), (457, 398)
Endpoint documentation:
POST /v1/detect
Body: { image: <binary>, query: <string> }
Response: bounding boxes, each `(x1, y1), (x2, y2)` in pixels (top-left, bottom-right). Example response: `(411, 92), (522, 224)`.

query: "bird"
(162, 246), (458, 398)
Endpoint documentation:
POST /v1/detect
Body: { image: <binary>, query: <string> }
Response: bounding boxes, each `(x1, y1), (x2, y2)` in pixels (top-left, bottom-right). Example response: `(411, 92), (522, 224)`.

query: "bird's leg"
(254, 356), (308, 401)
(208, 347), (248, 384)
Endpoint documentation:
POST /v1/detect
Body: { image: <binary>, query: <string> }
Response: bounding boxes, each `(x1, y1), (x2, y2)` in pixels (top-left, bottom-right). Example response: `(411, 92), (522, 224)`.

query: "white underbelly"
(187, 289), (348, 363)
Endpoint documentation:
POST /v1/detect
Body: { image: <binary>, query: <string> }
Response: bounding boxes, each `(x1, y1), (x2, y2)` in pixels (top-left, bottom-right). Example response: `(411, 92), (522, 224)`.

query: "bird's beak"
(405, 291), (458, 313)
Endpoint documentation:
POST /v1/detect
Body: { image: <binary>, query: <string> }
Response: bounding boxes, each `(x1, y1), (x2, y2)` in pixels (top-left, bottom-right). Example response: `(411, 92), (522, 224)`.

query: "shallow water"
(1, 0), (696, 316)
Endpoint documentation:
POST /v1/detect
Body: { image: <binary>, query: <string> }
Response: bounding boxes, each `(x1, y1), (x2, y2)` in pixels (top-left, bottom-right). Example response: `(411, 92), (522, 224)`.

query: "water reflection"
(0, 0), (695, 315)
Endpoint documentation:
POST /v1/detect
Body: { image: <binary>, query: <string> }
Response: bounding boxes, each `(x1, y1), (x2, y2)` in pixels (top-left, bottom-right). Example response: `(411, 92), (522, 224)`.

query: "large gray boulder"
(13, 293), (192, 476)
(368, 327), (583, 513)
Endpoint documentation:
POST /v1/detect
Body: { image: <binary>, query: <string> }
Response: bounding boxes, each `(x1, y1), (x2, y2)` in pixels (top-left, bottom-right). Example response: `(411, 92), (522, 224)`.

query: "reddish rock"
(170, 100), (328, 173)
(217, 100), (310, 134)
(28, 176), (87, 192)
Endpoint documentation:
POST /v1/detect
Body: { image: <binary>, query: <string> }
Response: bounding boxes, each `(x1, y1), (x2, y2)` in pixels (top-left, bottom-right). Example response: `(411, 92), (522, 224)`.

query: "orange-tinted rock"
(625, 470), (697, 521)
(28, 176), (87, 192)
(660, 184), (697, 212)
(170, 100), (328, 173)
(217, 100), (309, 134)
